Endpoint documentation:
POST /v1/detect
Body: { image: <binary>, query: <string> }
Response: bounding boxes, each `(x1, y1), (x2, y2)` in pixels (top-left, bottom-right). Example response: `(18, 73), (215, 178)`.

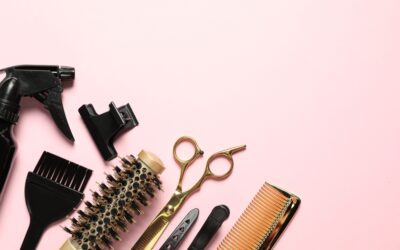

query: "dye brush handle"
(20, 219), (46, 250)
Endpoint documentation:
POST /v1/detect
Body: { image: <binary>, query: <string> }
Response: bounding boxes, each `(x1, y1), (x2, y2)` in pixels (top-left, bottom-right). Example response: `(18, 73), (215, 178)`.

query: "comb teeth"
(65, 155), (163, 250)
(218, 182), (300, 250)
(33, 151), (92, 192)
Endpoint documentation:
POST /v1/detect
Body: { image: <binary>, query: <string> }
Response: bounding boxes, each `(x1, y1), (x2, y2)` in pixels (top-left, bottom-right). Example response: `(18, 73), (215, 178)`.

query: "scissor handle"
(173, 136), (204, 169)
(205, 145), (247, 179)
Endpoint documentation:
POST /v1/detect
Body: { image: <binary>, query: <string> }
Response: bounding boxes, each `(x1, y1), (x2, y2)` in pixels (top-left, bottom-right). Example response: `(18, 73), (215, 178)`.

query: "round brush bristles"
(64, 155), (163, 250)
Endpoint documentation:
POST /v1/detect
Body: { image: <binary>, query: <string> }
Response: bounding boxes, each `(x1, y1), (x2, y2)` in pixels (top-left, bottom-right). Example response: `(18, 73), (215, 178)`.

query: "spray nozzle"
(0, 65), (75, 141)
(58, 66), (75, 81)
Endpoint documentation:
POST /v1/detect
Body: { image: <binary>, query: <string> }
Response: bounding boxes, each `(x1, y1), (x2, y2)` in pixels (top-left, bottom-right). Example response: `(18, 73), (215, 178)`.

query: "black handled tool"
(79, 102), (139, 161)
(159, 208), (199, 250)
(21, 152), (92, 250)
(0, 65), (75, 202)
(188, 205), (230, 250)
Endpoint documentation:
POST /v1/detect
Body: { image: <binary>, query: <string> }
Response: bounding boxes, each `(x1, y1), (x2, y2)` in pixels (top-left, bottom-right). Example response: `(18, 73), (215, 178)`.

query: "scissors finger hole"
(174, 140), (197, 162)
(208, 156), (233, 177)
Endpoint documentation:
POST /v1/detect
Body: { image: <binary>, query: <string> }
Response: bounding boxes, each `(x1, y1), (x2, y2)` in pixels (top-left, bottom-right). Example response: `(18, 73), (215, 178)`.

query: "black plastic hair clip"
(79, 102), (139, 161)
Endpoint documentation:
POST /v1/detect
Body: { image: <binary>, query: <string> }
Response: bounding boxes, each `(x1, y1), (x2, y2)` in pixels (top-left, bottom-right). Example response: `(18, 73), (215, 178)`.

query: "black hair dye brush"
(21, 152), (92, 250)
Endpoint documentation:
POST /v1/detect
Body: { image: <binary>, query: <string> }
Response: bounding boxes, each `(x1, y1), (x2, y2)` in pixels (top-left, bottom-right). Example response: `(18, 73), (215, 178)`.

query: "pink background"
(0, 0), (399, 249)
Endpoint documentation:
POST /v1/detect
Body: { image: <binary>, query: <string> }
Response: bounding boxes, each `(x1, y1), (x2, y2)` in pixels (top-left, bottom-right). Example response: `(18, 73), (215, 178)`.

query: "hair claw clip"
(79, 102), (139, 161)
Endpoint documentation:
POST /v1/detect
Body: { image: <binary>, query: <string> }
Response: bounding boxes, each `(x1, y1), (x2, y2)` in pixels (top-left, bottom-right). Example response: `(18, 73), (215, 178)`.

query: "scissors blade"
(132, 215), (170, 250)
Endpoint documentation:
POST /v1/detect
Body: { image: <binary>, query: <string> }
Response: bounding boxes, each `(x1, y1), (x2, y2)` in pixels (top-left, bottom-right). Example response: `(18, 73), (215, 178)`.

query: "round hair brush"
(60, 150), (165, 250)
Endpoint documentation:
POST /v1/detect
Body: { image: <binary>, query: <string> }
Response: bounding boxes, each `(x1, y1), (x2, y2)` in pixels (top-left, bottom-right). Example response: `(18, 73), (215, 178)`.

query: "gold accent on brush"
(218, 182), (300, 250)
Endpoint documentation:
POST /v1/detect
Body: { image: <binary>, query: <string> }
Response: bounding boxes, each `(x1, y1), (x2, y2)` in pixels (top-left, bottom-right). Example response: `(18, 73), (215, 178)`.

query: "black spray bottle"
(0, 65), (75, 201)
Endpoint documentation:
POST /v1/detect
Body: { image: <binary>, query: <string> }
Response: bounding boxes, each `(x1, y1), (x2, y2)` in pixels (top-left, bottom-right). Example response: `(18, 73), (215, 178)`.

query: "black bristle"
(92, 191), (101, 201)
(33, 153), (46, 174)
(78, 210), (90, 219)
(130, 201), (142, 215)
(137, 192), (148, 206)
(104, 195), (113, 204)
(84, 201), (95, 209)
(32, 152), (92, 192)
(153, 176), (162, 188)
(101, 235), (112, 247)
(129, 155), (137, 164)
(123, 210), (134, 223)
(106, 174), (117, 183)
(93, 191), (112, 204)
(45, 157), (56, 177)
(71, 218), (80, 226)
(125, 169), (134, 178)
(98, 205), (106, 213)
(114, 166), (122, 174)
(60, 165), (74, 186)
(90, 213), (98, 222)
(79, 169), (92, 192)
(88, 235), (96, 242)
(145, 185), (155, 197)
(121, 157), (131, 165)
(63, 227), (73, 234)
(73, 231), (83, 239)
(108, 228), (120, 241)
(115, 218), (127, 231)
(70, 165), (85, 190)
(110, 208), (118, 216)
(100, 183), (110, 192)
(54, 163), (68, 183)
(132, 182), (140, 189)
(135, 161), (142, 169)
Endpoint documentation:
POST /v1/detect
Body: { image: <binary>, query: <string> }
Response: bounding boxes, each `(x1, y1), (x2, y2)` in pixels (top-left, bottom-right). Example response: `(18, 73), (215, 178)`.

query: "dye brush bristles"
(21, 152), (92, 250)
(61, 150), (165, 250)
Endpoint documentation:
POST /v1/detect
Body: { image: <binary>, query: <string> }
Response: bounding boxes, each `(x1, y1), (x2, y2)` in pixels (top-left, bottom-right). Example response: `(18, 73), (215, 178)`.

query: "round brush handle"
(21, 219), (46, 250)
(60, 239), (78, 250)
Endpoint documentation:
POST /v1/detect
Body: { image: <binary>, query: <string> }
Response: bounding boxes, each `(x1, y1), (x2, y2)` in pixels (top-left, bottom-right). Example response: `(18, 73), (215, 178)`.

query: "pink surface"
(0, 0), (399, 249)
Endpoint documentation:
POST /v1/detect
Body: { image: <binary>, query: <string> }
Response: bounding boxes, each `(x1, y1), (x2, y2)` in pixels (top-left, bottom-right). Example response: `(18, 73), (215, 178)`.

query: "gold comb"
(218, 182), (300, 250)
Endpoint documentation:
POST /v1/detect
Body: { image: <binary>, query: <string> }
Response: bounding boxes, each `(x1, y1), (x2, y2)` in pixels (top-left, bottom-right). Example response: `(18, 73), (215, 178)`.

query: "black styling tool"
(79, 102), (139, 161)
(188, 205), (230, 250)
(21, 151), (92, 250)
(0, 65), (75, 201)
(159, 208), (200, 250)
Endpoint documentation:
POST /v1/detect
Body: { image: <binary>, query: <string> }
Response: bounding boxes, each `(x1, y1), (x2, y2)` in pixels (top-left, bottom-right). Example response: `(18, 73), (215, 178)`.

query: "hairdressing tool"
(159, 208), (199, 250)
(0, 65), (75, 201)
(61, 150), (165, 250)
(21, 152), (92, 250)
(132, 136), (246, 250)
(79, 102), (139, 161)
(188, 205), (230, 250)
(218, 182), (301, 250)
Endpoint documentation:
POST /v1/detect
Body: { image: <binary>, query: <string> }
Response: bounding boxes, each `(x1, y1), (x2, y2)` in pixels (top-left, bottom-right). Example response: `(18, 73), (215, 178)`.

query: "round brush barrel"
(61, 150), (165, 250)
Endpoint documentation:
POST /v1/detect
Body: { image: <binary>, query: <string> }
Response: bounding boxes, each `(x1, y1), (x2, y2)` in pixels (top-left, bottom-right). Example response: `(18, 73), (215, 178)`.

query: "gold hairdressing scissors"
(132, 136), (246, 250)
